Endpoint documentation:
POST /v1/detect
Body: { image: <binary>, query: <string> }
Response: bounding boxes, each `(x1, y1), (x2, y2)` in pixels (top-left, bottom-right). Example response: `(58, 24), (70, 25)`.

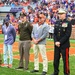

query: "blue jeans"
(3, 44), (13, 64)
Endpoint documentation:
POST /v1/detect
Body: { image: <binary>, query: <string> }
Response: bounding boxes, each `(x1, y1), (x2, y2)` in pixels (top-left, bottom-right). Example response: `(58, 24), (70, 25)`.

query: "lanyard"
(5, 25), (10, 33)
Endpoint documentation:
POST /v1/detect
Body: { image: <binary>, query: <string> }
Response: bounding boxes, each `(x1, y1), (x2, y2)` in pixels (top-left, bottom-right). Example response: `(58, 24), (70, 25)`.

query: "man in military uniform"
(16, 13), (33, 70)
(51, 8), (72, 75)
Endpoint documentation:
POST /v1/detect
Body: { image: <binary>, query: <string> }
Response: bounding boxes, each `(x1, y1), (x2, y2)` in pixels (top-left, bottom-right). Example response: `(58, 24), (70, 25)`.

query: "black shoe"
(41, 71), (47, 75)
(23, 68), (29, 71)
(30, 70), (39, 73)
(15, 67), (24, 70)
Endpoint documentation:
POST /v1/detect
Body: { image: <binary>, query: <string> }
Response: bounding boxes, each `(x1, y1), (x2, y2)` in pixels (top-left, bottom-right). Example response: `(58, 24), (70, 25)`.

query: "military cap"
(58, 8), (66, 14)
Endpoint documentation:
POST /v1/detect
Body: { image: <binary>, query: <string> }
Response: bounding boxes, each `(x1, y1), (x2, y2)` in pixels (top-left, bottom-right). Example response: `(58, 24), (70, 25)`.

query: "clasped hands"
(33, 39), (40, 44)
(55, 42), (60, 47)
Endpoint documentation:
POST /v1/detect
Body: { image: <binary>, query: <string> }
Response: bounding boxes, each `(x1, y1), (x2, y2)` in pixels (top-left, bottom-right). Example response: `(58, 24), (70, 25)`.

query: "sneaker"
(8, 64), (12, 68)
(1, 64), (8, 67)
(41, 71), (47, 75)
(15, 67), (24, 70)
(30, 70), (39, 73)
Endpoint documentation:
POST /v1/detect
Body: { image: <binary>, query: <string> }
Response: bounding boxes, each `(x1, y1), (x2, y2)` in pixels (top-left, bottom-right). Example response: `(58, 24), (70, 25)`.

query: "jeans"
(3, 44), (13, 65)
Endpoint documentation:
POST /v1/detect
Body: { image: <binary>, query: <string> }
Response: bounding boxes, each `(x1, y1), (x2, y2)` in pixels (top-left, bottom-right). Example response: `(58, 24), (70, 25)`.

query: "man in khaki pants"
(31, 13), (49, 75)
(16, 13), (33, 70)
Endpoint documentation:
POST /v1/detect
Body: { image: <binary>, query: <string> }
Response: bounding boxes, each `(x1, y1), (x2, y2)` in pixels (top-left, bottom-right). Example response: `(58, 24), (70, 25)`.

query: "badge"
(25, 24), (28, 27)
(35, 34), (38, 39)
(62, 23), (68, 27)
(63, 28), (65, 31)
(5, 35), (7, 40)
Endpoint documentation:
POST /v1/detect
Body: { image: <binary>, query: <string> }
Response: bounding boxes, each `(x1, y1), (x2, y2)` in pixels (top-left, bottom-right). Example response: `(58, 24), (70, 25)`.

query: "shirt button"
(58, 32), (60, 34)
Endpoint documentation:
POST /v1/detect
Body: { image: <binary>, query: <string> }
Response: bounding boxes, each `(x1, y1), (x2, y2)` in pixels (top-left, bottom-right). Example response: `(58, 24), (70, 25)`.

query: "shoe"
(41, 71), (47, 75)
(30, 70), (39, 73)
(23, 68), (29, 71)
(8, 64), (12, 68)
(15, 67), (24, 70)
(1, 64), (8, 67)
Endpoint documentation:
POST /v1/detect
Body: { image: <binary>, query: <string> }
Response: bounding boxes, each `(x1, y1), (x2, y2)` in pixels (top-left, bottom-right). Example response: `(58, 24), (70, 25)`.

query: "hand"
(32, 38), (41, 44)
(33, 39), (38, 44)
(55, 42), (60, 47)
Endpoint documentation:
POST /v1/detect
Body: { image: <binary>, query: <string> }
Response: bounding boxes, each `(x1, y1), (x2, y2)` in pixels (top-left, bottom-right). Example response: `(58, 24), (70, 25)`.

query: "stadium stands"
(0, 0), (75, 39)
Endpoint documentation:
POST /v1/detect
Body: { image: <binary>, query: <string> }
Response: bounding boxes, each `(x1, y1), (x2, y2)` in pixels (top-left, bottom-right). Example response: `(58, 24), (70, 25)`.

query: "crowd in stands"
(0, 0), (75, 35)
(0, 0), (38, 7)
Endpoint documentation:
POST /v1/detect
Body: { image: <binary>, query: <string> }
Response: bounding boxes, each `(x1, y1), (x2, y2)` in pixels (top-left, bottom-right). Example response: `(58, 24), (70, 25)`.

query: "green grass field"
(0, 56), (75, 75)
(0, 34), (75, 75)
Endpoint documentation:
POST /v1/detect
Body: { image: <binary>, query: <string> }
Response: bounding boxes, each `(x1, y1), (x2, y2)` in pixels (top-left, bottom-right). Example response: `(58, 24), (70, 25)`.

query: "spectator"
(48, 22), (54, 40)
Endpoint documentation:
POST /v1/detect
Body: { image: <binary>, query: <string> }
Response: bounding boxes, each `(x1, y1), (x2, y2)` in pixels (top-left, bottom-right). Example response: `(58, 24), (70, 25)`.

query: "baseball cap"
(4, 18), (9, 23)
